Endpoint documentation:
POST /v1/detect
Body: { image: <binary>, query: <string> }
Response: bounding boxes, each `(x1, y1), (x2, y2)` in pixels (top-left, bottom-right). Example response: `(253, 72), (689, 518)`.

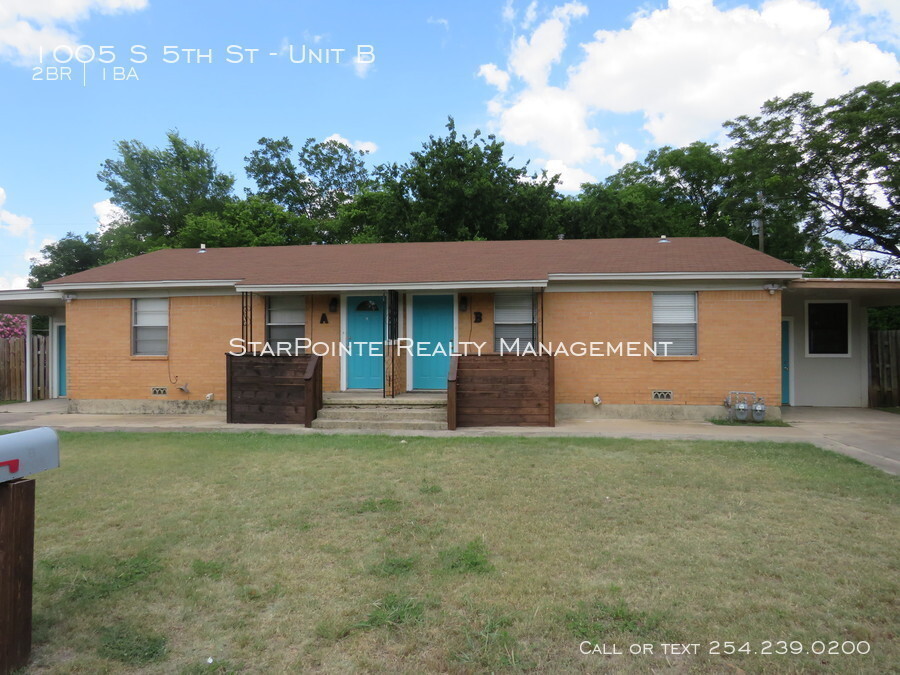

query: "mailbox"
(0, 427), (60, 483)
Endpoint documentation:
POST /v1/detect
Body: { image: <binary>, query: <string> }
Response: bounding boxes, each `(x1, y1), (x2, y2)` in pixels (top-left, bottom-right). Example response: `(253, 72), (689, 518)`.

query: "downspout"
(25, 315), (32, 403)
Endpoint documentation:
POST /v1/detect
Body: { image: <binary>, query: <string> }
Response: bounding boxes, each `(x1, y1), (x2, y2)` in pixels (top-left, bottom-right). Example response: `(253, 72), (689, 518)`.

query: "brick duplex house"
(1, 237), (897, 422)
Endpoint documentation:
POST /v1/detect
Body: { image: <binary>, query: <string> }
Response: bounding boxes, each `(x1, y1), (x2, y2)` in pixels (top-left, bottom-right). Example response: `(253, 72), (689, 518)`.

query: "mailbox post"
(0, 428), (60, 675)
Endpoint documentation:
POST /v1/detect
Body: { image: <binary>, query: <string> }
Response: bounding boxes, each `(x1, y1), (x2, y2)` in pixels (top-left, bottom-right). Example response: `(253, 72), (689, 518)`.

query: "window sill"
(130, 355), (168, 361)
(652, 355), (699, 361)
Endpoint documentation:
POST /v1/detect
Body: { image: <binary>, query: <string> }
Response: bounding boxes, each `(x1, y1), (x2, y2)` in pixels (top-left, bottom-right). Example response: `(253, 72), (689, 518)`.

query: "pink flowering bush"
(0, 314), (27, 339)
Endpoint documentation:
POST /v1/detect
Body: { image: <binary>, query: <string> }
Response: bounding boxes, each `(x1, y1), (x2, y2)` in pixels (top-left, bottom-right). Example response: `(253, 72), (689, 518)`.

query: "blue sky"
(0, 0), (897, 288)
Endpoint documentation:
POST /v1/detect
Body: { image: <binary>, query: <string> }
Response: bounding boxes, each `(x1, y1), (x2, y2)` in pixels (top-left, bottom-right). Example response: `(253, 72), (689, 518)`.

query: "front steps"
(310, 394), (448, 431)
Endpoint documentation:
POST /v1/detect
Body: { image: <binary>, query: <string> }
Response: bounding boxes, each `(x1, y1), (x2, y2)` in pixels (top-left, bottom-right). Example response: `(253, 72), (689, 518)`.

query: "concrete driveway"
(1, 400), (897, 475)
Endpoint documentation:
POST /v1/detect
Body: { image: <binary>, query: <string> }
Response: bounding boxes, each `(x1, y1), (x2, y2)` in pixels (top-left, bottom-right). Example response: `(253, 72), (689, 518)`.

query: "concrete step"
(323, 395), (446, 407)
(317, 407), (447, 422)
(310, 418), (448, 431)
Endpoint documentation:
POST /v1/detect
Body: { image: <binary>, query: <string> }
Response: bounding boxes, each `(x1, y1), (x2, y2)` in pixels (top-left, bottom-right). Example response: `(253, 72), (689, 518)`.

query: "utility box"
(0, 427), (60, 675)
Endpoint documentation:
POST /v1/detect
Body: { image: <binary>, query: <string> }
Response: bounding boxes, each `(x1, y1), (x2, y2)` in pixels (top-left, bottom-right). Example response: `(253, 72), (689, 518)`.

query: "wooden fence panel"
(226, 354), (323, 425)
(869, 330), (900, 407)
(450, 354), (554, 427)
(0, 337), (49, 402)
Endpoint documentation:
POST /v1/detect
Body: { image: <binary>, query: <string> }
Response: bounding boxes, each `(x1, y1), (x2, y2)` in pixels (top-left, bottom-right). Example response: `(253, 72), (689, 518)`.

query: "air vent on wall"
(652, 390), (673, 401)
(151, 387), (168, 396)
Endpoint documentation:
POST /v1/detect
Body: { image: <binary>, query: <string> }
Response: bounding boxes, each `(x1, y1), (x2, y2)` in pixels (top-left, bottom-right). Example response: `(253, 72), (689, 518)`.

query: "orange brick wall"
(67, 295), (245, 401)
(543, 290), (781, 406)
(66, 289), (779, 407)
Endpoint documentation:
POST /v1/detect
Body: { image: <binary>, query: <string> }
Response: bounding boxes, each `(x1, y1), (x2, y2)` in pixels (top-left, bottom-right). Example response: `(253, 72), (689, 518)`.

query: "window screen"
(494, 293), (536, 353)
(652, 292), (697, 356)
(133, 298), (169, 356)
(267, 296), (306, 353)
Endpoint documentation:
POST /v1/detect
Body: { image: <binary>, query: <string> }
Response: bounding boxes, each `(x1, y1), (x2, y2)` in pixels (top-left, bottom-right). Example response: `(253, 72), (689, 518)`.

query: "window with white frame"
(652, 292), (697, 356)
(494, 293), (536, 353)
(266, 296), (306, 354)
(807, 301), (849, 355)
(132, 298), (169, 356)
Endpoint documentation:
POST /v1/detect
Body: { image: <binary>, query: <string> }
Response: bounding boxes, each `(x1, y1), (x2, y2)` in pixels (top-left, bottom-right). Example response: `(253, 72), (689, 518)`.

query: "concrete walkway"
(0, 400), (897, 475)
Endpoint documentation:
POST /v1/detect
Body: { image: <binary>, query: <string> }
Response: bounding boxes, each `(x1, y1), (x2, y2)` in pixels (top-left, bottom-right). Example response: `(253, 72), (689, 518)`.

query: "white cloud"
(93, 199), (125, 231)
(0, 0), (148, 65)
(479, 0), (900, 187)
(851, 0), (900, 46)
(509, 2), (587, 88)
(324, 133), (378, 154)
(543, 159), (596, 192)
(23, 238), (56, 265)
(352, 54), (374, 78)
(0, 275), (29, 290)
(478, 63), (511, 92)
(427, 17), (449, 30)
(567, 0), (900, 146)
(0, 187), (34, 236)
(522, 1), (538, 29)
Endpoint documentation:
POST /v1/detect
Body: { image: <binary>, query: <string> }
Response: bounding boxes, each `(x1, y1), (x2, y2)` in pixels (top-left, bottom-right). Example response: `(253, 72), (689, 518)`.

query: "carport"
(0, 289), (66, 402)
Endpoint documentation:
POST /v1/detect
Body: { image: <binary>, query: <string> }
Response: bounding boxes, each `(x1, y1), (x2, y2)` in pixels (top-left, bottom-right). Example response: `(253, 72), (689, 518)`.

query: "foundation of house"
(555, 403), (783, 422)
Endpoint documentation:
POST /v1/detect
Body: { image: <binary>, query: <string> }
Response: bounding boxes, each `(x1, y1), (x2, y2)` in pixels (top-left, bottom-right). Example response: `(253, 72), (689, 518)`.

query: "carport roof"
(787, 278), (900, 307)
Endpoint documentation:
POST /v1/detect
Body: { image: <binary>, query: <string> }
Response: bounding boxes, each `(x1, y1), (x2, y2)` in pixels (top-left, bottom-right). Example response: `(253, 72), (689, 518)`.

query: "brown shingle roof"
(44, 238), (802, 287)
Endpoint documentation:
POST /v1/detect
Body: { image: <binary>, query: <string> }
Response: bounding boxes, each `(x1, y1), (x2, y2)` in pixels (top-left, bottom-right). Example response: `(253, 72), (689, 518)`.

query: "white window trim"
(493, 293), (537, 352)
(804, 299), (851, 358)
(652, 291), (698, 357)
(132, 298), (169, 356)
(266, 296), (307, 353)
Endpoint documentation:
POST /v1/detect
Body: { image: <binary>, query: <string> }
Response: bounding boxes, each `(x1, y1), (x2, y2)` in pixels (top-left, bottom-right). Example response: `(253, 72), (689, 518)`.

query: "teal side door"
(412, 295), (454, 390)
(781, 320), (790, 405)
(346, 296), (384, 389)
(57, 324), (67, 397)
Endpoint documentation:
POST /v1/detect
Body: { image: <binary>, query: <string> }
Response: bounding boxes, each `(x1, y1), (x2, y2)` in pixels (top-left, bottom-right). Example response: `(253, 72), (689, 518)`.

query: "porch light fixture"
(459, 296), (469, 312)
(328, 297), (338, 313)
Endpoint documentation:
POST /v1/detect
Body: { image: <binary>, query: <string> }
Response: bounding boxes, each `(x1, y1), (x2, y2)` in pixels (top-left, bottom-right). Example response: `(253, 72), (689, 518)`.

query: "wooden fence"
(0, 336), (49, 402)
(448, 354), (554, 429)
(869, 330), (900, 407)
(226, 354), (323, 425)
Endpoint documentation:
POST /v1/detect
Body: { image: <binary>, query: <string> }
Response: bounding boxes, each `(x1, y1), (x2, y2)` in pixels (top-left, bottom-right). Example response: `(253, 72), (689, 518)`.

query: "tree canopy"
(28, 81), (900, 288)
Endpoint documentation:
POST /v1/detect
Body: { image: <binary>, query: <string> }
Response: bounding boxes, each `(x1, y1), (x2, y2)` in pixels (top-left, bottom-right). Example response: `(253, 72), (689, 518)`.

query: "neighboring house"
(0, 237), (897, 420)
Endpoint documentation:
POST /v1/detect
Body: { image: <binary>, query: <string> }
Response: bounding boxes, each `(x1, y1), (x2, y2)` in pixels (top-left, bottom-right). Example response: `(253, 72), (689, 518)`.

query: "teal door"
(57, 324), (67, 397)
(346, 296), (384, 389)
(781, 320), (790, 405)
(412, 295), (454, 390)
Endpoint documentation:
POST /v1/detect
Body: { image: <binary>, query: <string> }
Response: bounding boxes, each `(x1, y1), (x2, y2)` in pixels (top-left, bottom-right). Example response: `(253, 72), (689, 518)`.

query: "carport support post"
(24, 315), (32, 403)
(0, 478), (35, 674)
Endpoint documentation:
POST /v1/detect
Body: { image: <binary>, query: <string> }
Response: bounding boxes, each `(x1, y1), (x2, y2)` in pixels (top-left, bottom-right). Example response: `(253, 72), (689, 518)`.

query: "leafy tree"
(339, 118), (560, 242)
(174, 196), (317, 248)
(245, 136), (372, 228)
(725, 81), (899, 260)
(28, 232), (104, 287)
(97, 131), (235, 244)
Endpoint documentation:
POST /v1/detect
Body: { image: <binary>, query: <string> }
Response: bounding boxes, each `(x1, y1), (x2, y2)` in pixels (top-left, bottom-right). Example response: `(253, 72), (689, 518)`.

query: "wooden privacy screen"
(226, 354), (323, 425)
(448, 354), (554, 429)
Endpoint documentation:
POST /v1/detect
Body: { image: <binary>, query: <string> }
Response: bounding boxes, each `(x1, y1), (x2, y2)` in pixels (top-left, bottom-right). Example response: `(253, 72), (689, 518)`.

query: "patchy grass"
(96, 623), (167, 665)
(877, 407), (900, 415)
(439, 539), (494, 574)
(16, 431), (899, 673)
(708, 417), (792, 427)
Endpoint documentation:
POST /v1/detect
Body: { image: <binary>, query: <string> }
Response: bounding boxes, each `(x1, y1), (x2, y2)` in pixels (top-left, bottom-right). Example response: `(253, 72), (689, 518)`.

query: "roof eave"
(548, 271), (805, 281)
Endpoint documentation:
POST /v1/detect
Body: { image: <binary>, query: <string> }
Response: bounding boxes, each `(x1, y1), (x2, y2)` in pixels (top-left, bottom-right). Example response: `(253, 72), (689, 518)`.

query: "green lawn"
(15, 431), (898, 673)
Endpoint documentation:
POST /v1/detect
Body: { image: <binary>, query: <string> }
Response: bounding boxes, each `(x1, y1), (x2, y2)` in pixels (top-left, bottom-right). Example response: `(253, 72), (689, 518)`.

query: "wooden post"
(0, 478), (35, 674)
(447, 356), (458, 431)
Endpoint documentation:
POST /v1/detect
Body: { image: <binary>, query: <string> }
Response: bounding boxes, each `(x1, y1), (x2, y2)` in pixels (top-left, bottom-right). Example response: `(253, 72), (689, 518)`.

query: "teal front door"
(346, 296), (384, 389)
(57, 324), (67, 397)
(781, 320), (790, 405)
(412, 295), (454, 390)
